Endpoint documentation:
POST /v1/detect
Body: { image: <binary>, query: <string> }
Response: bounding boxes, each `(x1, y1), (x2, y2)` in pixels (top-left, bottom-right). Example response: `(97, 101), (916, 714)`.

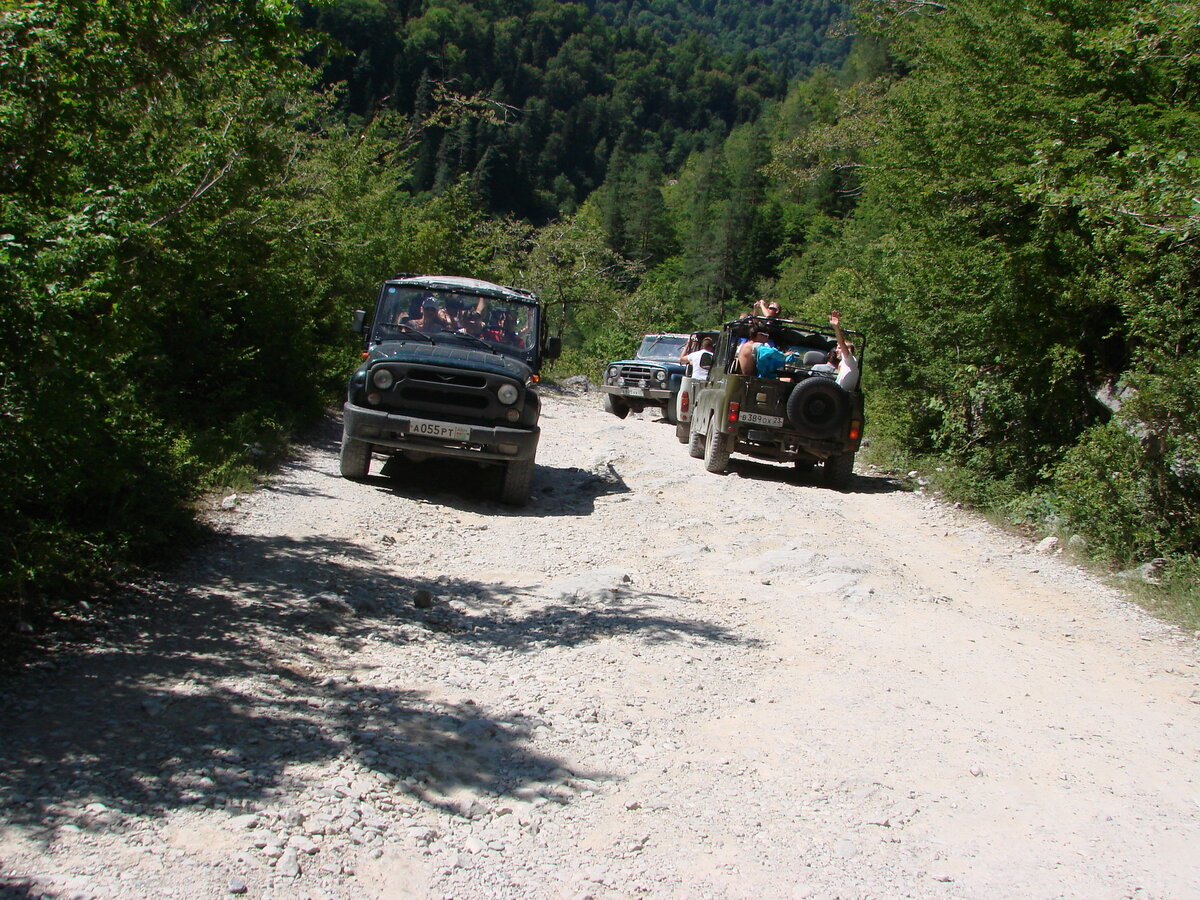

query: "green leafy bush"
(1051, 422), (1159, 565)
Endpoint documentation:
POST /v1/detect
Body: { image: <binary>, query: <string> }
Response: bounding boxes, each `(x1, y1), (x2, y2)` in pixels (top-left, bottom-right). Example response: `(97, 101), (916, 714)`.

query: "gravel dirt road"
(2, 387), (1199, 900)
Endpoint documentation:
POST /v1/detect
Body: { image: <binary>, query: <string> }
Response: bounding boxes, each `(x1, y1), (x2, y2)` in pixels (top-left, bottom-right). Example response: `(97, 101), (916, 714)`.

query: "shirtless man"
(737, 329), (779, 377)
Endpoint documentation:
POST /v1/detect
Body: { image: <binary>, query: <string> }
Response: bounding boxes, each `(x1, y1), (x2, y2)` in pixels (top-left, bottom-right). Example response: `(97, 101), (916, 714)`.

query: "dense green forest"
(2, 0), (1197, 630)
(584, 0), (851, 76)
(302, 0), (807, 221)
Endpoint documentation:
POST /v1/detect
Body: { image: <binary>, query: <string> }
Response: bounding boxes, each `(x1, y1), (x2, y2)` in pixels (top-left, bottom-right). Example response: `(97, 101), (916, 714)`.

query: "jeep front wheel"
(703, 417), (730, 474)
(603, 393), (630, 419)
(499, 458), (534, 506)
(663, 394), (679, 425)
(339, 429), (371, 479)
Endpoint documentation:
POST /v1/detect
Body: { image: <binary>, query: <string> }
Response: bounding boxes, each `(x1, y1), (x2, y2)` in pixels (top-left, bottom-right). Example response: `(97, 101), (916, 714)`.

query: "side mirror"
(351, 309), (366, 334)
(545, 336), (562, 360)
(699, 351), (713, 370)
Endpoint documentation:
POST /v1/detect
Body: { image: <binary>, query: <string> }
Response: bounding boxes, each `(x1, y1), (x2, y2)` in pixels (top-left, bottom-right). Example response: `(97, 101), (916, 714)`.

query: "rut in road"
(1, 388), (1198, 900)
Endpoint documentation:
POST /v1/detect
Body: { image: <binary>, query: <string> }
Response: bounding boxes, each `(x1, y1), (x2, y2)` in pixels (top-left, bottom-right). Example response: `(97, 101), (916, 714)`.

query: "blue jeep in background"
(598, 333), (691, 424)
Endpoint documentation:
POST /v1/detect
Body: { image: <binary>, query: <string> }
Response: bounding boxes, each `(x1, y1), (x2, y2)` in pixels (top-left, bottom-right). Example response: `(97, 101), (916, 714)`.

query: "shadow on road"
(341, 456), (632, 516)
(0, 528), (749, 838)
(724, 457), (907, 494)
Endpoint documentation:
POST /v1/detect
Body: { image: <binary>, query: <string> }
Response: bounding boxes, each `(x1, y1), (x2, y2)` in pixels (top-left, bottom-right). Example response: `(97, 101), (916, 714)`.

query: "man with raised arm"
(829, 309), (860, 391)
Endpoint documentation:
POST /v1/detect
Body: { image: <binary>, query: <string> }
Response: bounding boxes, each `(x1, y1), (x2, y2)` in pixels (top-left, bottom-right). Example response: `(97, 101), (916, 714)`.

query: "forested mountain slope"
(304, 0), (850, 221)
(586, 0), (851, 75)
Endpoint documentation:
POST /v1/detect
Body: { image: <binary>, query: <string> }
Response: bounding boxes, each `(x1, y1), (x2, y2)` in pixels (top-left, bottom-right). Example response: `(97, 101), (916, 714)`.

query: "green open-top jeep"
(687, 316), (866, 488)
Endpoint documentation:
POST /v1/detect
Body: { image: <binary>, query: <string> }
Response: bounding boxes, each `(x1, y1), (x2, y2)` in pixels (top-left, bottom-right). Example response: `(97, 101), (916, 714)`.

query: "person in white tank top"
(830, 310), (859, 391)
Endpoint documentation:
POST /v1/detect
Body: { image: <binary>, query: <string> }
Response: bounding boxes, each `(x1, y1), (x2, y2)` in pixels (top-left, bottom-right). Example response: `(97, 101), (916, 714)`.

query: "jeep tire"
(339, 430), (371, 479)
(791, 458), (815, 481)
(822, 452), (854, 489)
(603, 393), (630, 419)
(786, 377), (849, 439)
(687, 419), (706, 459)
(500, 458), (534, 506)
(663, 394), (679, 425)
(703, 416), (730, 474)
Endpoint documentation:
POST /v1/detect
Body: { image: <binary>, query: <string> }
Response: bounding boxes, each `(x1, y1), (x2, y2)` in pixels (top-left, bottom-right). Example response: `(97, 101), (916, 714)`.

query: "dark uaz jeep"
(341, 274), (559, 505)
(598, 333), (692, 424)
(687, 316), (866, 488)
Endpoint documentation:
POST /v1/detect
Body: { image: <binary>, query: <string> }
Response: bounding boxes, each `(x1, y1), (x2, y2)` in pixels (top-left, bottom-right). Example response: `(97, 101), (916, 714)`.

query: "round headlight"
(654, 369), (667, 383)
(497, 383), (520, 405)
(607, 366), (618, 381)
(372, 368), (394, 390)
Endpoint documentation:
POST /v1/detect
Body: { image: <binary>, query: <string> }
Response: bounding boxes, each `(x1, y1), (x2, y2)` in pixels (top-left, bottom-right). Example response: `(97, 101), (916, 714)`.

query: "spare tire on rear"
(786, 376), (849, 439)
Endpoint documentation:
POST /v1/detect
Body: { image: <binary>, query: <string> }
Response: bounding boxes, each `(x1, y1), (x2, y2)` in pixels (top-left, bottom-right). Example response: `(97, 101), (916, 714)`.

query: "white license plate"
(408, 418), (470, 441)
(625, 387), (645, 397)
(740, 411), (783, 427)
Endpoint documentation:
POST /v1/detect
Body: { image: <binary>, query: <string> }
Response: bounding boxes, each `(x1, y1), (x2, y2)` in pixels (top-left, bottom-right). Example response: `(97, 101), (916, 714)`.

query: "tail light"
(726, 401), (739, 429)
(849, 419), (862, 443)
(680, 392), (689, 415)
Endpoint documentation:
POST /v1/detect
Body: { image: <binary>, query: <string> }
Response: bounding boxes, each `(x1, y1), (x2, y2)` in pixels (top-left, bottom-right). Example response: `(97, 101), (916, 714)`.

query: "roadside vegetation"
(1, 0), (1196, 632)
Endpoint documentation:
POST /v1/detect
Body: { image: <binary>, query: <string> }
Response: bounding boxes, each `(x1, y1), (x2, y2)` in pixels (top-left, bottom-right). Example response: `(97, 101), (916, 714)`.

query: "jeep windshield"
(635, 334), (688, 362)
(371, 284), (540, 361)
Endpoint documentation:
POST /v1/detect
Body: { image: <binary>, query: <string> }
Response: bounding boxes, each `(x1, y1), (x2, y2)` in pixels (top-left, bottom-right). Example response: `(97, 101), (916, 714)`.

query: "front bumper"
(597, 384), (673, 401)
(343, 402), (540, 462)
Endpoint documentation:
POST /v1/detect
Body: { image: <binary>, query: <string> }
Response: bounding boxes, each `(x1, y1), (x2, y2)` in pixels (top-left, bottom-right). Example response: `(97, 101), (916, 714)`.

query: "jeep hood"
(610, 357), (686, 371)
(367, 341), (533, 381)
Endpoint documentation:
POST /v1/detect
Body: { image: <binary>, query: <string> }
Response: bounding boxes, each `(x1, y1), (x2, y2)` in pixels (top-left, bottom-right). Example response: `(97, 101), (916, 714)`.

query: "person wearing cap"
(755, 299), (782, 318)
(407, 296), (451, 331)
(734, 299), (781, 352)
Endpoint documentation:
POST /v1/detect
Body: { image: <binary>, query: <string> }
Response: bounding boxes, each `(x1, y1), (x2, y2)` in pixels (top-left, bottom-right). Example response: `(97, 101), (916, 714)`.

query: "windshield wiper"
(374, 322), (434, 343)
(442, 332), (495, 352)
(640, 336), (681, 359)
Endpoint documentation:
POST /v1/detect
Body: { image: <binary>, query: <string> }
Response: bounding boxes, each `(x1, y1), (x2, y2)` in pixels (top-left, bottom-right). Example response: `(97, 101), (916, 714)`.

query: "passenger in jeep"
(458, 312), (486, 337)
(811, 349), (838, 379)
(738, 330), (785, 378)
(682, 336), (715, 378)
(755, 299), (782, 318)
(830, 310), (860, 390)
(408, 296), (451, 331)
(485, 309), (522, 346)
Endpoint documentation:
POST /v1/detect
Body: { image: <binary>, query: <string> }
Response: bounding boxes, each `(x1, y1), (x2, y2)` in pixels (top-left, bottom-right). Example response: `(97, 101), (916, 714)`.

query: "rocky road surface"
(2, 388), (1199, 900)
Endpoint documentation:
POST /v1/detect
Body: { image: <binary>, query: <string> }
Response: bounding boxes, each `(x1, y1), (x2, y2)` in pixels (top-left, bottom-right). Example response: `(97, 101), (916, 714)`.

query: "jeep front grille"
(401, 386), (488, 409)
(368, 362), (514, 420)
(616, 364), (658, 380)
(409, 368), (488, 388)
